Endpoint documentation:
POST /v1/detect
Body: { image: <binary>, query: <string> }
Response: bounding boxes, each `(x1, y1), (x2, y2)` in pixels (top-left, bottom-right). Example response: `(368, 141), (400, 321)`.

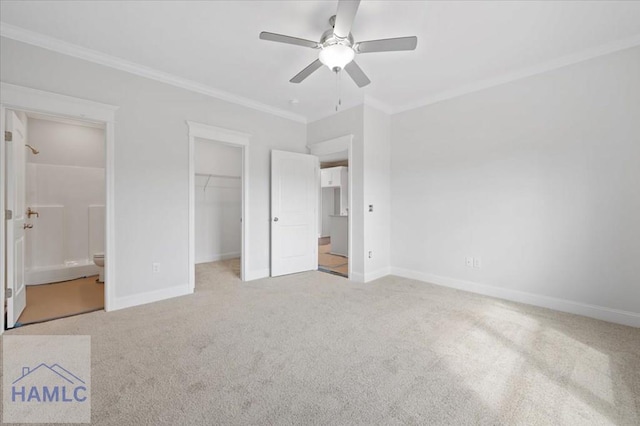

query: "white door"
(271, 150), (318, 276)
(6, 111), (27, 327)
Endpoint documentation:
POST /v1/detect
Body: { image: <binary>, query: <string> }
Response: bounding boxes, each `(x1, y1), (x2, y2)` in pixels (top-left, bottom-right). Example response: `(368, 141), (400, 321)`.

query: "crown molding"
(0, 22), (307, 124)
(363, 95), (393, 115)
(392, 33), (640, 114)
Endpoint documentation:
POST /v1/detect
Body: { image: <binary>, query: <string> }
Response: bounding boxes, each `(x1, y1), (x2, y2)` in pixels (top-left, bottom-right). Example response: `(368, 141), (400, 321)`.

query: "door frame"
(308, 135), (353, 279)
(0, 82), (118, 334)
(187, 121), (250, 287)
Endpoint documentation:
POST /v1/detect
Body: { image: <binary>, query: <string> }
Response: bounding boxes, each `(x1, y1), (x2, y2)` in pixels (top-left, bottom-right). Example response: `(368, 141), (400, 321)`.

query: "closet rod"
(195, 173), (241, 192)
(195, 173), (241, 179)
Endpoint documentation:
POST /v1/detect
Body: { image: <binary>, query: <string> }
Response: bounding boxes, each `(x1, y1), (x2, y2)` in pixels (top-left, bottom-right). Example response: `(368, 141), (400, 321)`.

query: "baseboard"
(390, 267), (640, 328)
(110, 284), (192, 311)
(26, 264), (100, 285)
(365, 267), (391, 283)
(349, 271), (365, 283)
(195, 252), (240, 264)
(245, 268), (270, 281)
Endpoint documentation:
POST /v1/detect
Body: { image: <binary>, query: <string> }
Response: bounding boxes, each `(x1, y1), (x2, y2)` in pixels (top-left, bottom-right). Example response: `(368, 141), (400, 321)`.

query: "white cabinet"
(321, 166), (349, 215)
(330, 215), (348, 257)
(321, 166), (346, 188)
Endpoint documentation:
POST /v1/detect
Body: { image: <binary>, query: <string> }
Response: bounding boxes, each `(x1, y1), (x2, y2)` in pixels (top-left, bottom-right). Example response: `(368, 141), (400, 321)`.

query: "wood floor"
(318, 238), (348, 277)
(17, 275), (104, 325)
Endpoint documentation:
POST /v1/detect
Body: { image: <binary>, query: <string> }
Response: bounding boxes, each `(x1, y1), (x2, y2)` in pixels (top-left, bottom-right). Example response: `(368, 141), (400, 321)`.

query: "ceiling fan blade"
(333, 0), (360, 39)
(290, 59), (323, 83)
(259, 32), (320, 49)
(344, 61), (371, 88)
(355, 36), (418, 53)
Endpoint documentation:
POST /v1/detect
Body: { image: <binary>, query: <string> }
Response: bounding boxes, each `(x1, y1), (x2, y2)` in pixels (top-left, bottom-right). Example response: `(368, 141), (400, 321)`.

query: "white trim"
(3, 23), (638, 122)
(392, 34), (640, 114)
(363, 95), (393, 115)
(110, 284), (191, 312)
(0, 106), (6, 334)
(0, 22), (307, 124)
(349, 272), (365, 283)
(364, 267), (390, 283)
(390, 267), (640, 328)
(187, 121), (250, 288)
(244, 269), (270, 282)
(0, 83), (118, 334)
(308, 135), (354, 281)
(195, 252), (241, 264)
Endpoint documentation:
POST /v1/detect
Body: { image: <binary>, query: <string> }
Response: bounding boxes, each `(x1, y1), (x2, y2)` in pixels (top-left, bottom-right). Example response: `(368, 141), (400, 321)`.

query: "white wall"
(27, 117), (105, 167)
(308, 106), (365, 279)
(363, 105), (391, 280)
(390, 46), (640, 318)
(194, 138), (241, 177)
(194, 141), (241, 263)
(25, 118), (105, 272)
(307, 105), (392, 282)
(1, 37), (306, 303)
(320, 187), (335, 237)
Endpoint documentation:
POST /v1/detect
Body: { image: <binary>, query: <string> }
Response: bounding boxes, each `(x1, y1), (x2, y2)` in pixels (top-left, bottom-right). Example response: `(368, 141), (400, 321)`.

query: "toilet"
(93, 253), (105, 283)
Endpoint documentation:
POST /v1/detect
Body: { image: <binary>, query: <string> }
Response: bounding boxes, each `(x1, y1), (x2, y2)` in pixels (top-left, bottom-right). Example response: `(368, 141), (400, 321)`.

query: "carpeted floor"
(17, 275), (104, 325)
(2, 259), (639, 425)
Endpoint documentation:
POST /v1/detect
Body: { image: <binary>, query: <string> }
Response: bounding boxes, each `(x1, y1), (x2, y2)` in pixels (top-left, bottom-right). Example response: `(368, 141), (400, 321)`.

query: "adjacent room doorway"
(1, 83), (116, 332)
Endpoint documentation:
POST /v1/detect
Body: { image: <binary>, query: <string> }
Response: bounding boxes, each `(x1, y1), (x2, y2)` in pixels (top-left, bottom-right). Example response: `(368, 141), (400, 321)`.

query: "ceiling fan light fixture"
(319, 44), (355, 71)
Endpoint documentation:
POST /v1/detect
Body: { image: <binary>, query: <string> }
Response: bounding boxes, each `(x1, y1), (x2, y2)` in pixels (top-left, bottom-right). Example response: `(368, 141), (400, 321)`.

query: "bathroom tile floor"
(16, 275), (104, 325)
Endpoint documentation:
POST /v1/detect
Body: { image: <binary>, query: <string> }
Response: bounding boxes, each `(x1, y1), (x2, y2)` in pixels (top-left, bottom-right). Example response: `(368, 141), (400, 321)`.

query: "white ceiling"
(2, 1), (640, 122)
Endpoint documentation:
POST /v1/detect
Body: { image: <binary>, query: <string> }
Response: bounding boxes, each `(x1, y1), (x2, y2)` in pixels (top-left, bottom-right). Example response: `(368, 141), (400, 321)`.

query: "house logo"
(11, 363), (88, 403)
(3, 335), (91, 423)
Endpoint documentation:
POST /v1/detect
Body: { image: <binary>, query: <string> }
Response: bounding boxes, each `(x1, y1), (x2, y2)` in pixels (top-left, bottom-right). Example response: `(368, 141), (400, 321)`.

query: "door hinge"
(5, 209), (12, 220)
(4, 131), (12, 142)
(6, 288), (12, 298)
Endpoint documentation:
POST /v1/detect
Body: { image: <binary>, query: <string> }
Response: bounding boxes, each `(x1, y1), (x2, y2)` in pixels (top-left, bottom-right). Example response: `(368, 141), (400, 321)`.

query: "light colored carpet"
(2, 259), (639, 425)
(17, 276), (104, 325)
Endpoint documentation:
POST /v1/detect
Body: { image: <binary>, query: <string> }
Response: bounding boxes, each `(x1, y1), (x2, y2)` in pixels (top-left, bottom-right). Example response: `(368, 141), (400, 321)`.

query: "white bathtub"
(26, 260), (99, 286)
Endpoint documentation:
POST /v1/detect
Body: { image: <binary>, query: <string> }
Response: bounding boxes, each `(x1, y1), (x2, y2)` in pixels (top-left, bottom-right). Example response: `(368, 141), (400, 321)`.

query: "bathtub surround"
(25, 117), (105, 285)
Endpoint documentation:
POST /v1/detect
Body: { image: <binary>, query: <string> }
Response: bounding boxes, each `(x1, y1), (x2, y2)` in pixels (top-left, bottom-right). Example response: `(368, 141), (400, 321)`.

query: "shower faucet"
(27, 207), (39, 218)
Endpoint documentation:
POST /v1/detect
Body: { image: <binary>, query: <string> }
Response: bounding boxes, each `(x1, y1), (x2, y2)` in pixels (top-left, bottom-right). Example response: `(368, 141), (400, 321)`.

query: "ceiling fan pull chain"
(335, 69), (340, 111)
(334, 68), (343, 112)
(339, 70), (342, 107)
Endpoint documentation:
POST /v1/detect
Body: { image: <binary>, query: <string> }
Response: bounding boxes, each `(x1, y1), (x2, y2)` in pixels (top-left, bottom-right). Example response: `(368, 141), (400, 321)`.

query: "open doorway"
(318, 158), (349, 278)
(194, 139), (242, 279)
(4, 109), (106, 327)
(308, 135), (353, 280)
(187, 121), (249, 288)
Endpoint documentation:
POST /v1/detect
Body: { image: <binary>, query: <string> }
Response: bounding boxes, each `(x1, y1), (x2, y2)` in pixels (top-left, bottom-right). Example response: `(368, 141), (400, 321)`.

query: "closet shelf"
(195, 173), (241, 192)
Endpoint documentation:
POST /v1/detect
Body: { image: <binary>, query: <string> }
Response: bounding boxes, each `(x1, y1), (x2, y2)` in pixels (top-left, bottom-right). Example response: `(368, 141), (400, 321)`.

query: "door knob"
(23, 223), (33, 229)
(273, 217), (279, 222)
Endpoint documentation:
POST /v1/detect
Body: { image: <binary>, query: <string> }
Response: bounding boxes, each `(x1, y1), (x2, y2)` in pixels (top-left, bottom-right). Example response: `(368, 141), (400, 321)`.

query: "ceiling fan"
(259, 0), (418, 88)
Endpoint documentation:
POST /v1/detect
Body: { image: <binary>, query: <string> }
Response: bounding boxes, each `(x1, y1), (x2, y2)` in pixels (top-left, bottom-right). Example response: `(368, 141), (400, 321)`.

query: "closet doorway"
(187, 122), (249, 288)
(194, 140), (242, 277)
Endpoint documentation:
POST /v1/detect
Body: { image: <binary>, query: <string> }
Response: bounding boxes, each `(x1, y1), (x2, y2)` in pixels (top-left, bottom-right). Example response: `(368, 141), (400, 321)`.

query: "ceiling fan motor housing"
(319, 18), (356, 72)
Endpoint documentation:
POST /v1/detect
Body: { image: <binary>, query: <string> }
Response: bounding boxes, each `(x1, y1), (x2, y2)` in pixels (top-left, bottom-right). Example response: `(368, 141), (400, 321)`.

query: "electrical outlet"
(465, 256), (473, 267)
(368, 251), (373, 259)
(152, 262), (160, 273)
(368, 205), (373, 212)
(473, 257), (482, 269)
